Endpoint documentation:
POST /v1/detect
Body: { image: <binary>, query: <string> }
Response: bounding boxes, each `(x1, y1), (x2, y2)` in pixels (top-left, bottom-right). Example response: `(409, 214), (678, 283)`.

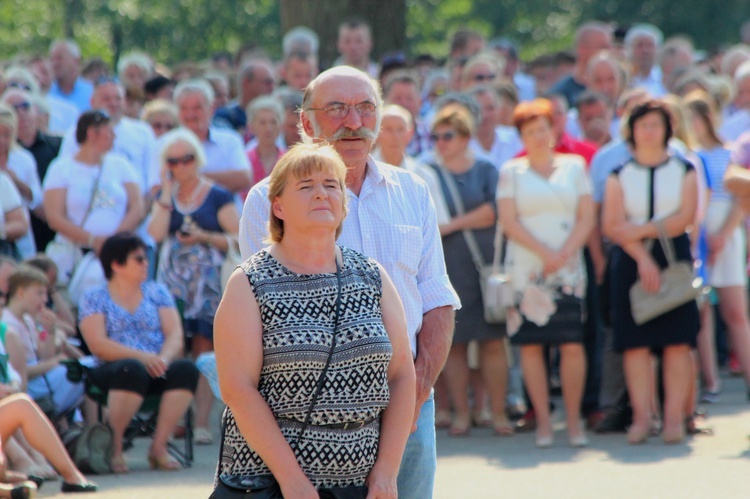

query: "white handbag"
(435, 165), (512, 324)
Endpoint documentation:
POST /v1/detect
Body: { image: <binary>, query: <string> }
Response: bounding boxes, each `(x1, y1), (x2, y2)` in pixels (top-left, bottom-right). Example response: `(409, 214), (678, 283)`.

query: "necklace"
(173, 178), (205, 214)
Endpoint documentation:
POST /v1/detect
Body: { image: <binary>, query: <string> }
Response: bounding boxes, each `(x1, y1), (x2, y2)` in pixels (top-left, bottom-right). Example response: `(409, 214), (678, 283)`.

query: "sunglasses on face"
(472, 73), (497, 82)
(151, 122), (175, 131)
(129, 254), (148, 264)
(430, 131), (457, 142)
(166, 153), (196, 167)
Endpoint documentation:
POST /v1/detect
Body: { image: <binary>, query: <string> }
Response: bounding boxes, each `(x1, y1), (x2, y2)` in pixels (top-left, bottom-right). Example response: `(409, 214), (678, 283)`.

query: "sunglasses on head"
(11, 101), (31, 112)
(430, 131), (457, 142)
(166, 153), (196, 167)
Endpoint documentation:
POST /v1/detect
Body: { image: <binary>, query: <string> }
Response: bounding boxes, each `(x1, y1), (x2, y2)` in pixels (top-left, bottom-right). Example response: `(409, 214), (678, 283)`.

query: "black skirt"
(609, 234), (699, 352)
(510, 292), (585, 345)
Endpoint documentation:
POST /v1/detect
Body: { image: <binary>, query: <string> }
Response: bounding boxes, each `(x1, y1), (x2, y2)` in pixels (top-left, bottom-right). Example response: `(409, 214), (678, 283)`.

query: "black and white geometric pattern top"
(217, 246), (393, 488)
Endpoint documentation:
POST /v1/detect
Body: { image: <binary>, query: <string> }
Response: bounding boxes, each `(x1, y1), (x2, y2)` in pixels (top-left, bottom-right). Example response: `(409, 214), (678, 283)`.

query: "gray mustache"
(328, 126), (378, 142)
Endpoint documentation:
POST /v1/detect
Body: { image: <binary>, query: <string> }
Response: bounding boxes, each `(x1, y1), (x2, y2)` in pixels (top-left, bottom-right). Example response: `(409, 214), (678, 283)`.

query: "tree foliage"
(0, 0), (748, 68)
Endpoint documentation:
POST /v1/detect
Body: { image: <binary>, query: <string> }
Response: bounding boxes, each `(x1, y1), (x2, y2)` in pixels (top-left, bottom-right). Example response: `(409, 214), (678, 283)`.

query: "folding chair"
(63, 359), (194, 467)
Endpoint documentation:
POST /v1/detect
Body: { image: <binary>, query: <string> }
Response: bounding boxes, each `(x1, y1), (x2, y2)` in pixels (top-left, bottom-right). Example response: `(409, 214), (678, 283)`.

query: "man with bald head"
(48, 39), (93, 112)
(550, 22), (613, 107)
(240, 66), (459, 498)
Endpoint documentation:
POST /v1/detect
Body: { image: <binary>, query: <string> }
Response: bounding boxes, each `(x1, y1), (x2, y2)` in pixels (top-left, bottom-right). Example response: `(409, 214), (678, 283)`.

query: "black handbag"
(211, 257), (369, 499)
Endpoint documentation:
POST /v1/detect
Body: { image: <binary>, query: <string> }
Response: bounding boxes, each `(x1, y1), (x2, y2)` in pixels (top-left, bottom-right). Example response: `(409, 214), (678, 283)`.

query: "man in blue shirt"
(48, 39), (93, 112)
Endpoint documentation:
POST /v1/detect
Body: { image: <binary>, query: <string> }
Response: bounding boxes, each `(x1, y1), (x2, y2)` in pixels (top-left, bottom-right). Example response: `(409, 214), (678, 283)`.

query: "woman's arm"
(113, 182), (143, 234)
(189, 202), (240, 252)
(215, 268), (317, 499)
(2, 207), (28, 242)
(157, 306), (184, 363)
(439, 203), (495, 236)
(5, 328), (28, 391)
(367, 266), (416, 498)
(43, 189), (92, 245)
(561, 193), (595, 257)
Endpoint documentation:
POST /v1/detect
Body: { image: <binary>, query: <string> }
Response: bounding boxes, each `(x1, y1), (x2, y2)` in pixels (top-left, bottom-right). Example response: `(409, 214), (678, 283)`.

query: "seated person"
(0, 393), (97, 494)
(78, 232), (199, 474)
(1, 267), (84, 420)
(23, 256), (76, 338)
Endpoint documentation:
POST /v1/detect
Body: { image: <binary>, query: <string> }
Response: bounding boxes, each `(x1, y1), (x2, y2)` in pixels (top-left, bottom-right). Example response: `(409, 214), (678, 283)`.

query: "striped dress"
(217, 246), (392, 488)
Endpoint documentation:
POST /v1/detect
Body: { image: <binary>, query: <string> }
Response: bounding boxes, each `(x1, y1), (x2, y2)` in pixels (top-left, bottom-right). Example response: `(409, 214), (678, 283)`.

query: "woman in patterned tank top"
(213, 143), (415, 498)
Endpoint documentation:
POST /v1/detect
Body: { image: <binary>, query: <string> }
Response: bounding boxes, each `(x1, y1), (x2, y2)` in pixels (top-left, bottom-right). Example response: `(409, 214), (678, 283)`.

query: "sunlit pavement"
(38, 374), (750, 498)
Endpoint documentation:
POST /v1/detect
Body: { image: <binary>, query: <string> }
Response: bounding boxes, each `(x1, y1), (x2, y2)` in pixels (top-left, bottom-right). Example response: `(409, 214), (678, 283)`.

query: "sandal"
(110, 454), (129, 474)
(9, 482), (36, 499)
(148, 454), (182, 471)
(194, 427), (213, 445)
(448, 415), (471, 437)
(492, 417), (514, 437)
(472, 408), (493, 428)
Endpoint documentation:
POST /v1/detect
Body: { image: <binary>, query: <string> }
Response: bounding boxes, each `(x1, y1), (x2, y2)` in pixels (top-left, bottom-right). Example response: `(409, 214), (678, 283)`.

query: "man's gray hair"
(117, 52), (153, 79)
(624, 24), (663, 48)
(49, 39), (81, 59)
(173, 78), (215, 107)
(283, 26), (319, 56)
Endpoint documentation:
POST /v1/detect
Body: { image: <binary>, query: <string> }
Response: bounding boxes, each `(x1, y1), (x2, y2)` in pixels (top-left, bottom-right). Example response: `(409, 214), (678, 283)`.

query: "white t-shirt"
(6, 148), (42, 258)
(43, 154), (139, 242)
(59, 117), (156, 194)
(47, 96), (80, 135)
(0, 172), (22, 240)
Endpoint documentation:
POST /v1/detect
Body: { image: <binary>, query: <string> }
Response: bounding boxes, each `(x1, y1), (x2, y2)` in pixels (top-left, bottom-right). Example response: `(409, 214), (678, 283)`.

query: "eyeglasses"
(306, 101), (377, 119)
(166, 153), (196, 167)
(472, 73), (497, 82)
(430, 131), (457, 142)
(151, 121), (175, 131)
(11, 101), (31, 112)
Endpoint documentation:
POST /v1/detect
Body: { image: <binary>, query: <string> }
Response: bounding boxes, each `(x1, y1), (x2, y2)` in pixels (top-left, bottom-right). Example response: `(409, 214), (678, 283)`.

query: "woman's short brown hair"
(266, 143), (348, 244)
(430, 104), (475, 138)
(512, 98), (553, 132)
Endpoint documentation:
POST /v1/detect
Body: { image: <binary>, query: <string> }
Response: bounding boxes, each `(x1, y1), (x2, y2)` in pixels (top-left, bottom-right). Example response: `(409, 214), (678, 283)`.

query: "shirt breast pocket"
(390, 224), (421, 276)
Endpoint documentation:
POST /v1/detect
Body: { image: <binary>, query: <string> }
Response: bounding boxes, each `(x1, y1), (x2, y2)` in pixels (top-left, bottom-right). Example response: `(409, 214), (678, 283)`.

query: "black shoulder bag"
(212, 256), (368, 499)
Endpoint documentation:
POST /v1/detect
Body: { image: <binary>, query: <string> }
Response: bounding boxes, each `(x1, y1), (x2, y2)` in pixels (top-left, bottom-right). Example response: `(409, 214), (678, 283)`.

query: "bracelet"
(156, 199), (173, 211)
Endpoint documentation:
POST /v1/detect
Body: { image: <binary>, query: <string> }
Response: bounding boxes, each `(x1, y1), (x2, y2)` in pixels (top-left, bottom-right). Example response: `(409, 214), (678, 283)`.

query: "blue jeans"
(397, 392), (436, 499)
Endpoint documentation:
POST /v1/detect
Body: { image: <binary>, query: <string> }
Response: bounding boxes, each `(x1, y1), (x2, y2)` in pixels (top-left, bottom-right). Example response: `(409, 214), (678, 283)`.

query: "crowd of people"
(1, 14), (750, 497)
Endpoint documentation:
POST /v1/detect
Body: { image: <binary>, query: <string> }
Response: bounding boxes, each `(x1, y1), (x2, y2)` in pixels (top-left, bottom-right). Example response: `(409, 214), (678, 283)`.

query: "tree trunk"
(280, 0), (406, 70)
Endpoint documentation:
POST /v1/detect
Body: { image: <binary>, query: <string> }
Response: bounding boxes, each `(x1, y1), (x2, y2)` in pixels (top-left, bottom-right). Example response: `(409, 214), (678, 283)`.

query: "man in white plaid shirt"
(239, 65), (460, 498)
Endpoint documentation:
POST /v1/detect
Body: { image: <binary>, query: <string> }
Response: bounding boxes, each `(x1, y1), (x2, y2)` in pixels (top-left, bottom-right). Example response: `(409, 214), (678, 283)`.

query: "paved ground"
(35, 375), (750, 498)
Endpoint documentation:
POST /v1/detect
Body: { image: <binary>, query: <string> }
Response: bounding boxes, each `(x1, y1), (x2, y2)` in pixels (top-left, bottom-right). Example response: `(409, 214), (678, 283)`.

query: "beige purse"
(436, 165), (512, 324)
(629, 221), (703, 326)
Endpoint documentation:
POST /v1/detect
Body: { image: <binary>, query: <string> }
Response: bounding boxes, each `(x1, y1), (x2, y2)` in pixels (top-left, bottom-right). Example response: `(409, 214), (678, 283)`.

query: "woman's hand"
(140, 353), (168, 378)
(159, 166), (174, 193)
(609, 221), (648, 245)
(637, 254), (661, 294)
(278, 479), (318, 499)
(37, 308), (57, 337)
(365, 463), (398, 499)
(541, 248), (567, 277)
(175, 229), (204, 246)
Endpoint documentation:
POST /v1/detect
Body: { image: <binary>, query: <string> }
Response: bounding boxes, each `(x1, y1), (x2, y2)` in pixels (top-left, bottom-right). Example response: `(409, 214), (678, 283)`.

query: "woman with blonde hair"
(148, 127), (238, 445)
(428, 104), (511, 437)
(213, 143), (414, 497)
